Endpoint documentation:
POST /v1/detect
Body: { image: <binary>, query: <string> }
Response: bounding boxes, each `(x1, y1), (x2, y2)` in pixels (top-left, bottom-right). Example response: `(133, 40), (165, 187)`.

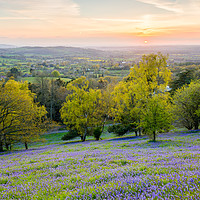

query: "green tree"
(18, 104), (47, 150)
(112, 80), (140, 136)
(129, 53), (171, 100)
(169, 68), (196, 94)
(112, 53), (172, 141)
(51, 70), (60, 77)
(29, 77), (68, 122)
(141, 95), (172, 141)
(7, 67), (21, 78)
(172, 81), (200, 130)
(0, 80), (47, 151)
(60, 77), (103, 142)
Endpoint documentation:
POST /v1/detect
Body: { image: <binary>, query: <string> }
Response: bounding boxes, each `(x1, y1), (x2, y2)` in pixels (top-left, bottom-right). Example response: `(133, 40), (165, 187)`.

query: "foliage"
(169, 68), (198, 94)
(93, 127), (102, 140)
(172, 81), (200, 130)
(29, 77), (68, 122)
(0, 80), (47, 151)
(51, 70), (60, 77)
(112, 53), (172, 141)
(129, 53), (171, 99)
(61, 130), (79, 141)
(7, 67), (21, 78)
(141, 95), (173, 141)
(112, 79), (140, 136)
(60, 77), (103, 142)
(108, 124), (132, 136)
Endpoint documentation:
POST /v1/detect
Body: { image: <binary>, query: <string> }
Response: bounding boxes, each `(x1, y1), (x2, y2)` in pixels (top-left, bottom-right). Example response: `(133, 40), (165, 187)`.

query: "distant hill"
(0, 46), (106, 58)
(94, 45), (200, 55)
(0, 44), (17, 48)
(94, 45), (200, 63)
(0, 45), (200, 63)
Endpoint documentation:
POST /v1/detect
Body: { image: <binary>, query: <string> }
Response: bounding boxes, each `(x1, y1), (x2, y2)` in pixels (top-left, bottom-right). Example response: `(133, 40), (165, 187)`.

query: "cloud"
(137, 0), (200, 16)
(92, 18), (142, 23)
(0, 0), (80, 20)
(136, 0), (183, 13)
(0, 0), (200, 46)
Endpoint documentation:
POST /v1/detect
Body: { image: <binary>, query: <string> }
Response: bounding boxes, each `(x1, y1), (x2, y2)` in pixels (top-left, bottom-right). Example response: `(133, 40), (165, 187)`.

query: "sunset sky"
(0, 0), (200, 46)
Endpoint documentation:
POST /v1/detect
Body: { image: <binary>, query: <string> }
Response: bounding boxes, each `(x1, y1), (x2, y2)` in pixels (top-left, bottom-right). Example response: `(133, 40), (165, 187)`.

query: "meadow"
(0, 132), (200, 199)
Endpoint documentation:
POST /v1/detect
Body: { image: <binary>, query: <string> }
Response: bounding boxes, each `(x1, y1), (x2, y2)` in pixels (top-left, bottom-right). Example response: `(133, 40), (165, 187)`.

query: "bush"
(61, 130), (79, 141)
(93, 127), (102, 141)
(108, 124), (132, 136)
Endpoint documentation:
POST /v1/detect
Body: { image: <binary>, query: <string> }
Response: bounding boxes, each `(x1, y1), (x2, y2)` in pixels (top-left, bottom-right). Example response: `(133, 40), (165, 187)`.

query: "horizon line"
(1, 44), (200, 49)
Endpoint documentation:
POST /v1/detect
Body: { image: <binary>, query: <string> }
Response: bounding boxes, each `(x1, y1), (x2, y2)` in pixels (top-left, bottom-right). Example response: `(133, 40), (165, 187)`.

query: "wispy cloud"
(0, 0), (80, 20)
(136, 0), (183, 13)
(0, 0), (200, 45)
(92, 18), (142, 23)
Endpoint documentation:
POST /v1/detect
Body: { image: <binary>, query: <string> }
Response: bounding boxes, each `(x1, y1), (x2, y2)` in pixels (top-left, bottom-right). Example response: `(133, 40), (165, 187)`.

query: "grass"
(0, 132), (199, 199)
(41, 132), (68, 144)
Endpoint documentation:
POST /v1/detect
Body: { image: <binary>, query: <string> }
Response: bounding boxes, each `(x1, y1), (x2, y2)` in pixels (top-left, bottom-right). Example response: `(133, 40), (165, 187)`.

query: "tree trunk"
(25, 142), (28, 150)
(101, 120), (106, 133)
(138, 128), (142, 136)
(194, 121), (199, 130)
(5, 143), (9, 151)
(82, 135), (86, 142)
(81, 128), (87, 142)
(135, 131), (138, 137)
(50, 78), (54, 121)
(0, 140), (3, 152)
(153, 131), (156, 142)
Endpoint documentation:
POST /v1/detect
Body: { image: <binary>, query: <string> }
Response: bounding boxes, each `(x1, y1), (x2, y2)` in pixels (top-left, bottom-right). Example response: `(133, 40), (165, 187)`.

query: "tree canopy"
(112, 53), (172, 141)
(60, 77), (103, 141)
(0, 80), (47, 151)
(172, 80), (200, 130)
(51, 70), (60, 77)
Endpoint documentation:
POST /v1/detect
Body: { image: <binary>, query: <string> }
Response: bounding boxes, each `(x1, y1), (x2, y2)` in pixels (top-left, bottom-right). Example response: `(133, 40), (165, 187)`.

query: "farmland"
(1, 45), (200, 82)
(0, 132), (199, 199)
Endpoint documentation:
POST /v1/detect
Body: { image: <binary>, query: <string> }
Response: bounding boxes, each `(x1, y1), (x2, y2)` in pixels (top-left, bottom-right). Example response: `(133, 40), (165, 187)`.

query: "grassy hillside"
(0, 132), (199, 199)
(0, 46), (106, 58)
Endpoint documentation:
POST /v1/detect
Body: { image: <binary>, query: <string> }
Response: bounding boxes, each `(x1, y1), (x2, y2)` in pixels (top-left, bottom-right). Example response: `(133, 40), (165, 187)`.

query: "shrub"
(108, 124), (132, 136)
(93, 127), (102, 141)
(61, 130), (79, 141)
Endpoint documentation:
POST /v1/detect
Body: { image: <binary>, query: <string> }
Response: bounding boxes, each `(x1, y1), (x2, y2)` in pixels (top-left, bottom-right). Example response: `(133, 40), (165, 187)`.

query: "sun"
(144, 40), (148, 44)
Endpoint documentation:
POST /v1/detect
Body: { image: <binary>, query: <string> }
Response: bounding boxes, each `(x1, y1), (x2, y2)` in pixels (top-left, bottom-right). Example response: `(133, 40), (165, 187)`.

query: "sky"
(0, 0), (200, 46)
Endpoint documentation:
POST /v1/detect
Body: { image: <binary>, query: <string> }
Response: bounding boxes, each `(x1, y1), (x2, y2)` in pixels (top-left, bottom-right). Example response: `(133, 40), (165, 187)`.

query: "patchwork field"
(0, 132), (200, 199)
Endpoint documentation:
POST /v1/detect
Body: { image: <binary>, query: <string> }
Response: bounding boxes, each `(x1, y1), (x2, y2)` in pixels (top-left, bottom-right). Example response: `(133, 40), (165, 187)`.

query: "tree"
(51, 70), (60, 77)
(0, 80), (47, 151)
(7, 67), (21, 78)
(60, 77), (103, 142)
(129, 53), (171, 100)
(29, 77), (68, 122)
(141, 95), (172, 141)
(169, 68), (196, 94)
(172, 81), (200, 130)
(17, 104), (47, 150)
(112, 80), (140, 136)
(112, 53), (172, 141)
